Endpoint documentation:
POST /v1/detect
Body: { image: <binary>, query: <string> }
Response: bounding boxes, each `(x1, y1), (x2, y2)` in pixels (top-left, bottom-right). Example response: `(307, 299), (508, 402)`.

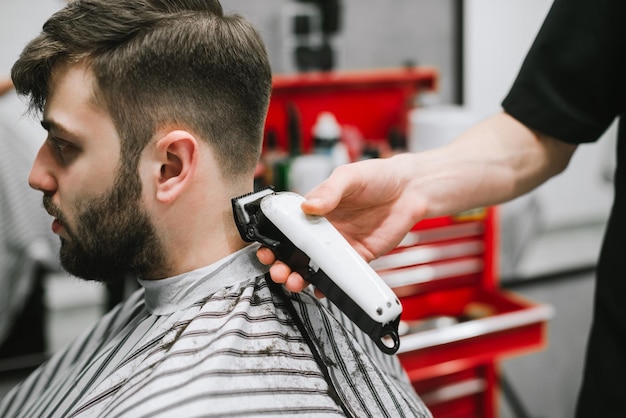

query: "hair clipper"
(232, 188), (402, 354)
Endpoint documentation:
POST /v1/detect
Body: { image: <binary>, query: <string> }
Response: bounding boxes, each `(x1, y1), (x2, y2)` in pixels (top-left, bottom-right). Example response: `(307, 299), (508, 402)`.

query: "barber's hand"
(257, 153), (425, 293)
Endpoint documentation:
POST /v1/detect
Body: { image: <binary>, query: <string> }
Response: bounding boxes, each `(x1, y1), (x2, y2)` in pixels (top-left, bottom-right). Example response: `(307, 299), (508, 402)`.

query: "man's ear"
(154, 130), (198, 204)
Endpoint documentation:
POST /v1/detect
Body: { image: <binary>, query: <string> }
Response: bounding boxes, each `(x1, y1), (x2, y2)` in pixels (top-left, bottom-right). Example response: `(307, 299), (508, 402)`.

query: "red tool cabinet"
(263, 68), (552, 418)
(373, 208), (553, 417)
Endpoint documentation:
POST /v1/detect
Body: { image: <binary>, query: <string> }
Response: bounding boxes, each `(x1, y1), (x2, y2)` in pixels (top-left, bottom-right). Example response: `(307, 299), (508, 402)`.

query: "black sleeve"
(502, 0), (626, 144)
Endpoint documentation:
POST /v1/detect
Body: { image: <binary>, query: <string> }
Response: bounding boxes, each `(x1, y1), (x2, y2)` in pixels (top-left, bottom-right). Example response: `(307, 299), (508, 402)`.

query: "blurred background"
(0, 1), (614, 417)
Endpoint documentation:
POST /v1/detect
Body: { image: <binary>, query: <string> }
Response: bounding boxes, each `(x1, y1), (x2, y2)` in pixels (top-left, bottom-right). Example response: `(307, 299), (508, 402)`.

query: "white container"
(409, 105), (481, 152)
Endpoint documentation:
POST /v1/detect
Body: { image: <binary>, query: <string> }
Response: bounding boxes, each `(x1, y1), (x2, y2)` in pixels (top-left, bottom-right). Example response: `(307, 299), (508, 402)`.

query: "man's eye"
(47, 137), (77, 163)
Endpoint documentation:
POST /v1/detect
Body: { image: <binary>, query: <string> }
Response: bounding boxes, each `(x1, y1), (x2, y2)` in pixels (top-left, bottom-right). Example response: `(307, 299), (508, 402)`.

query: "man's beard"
(43, 172), (168, 283)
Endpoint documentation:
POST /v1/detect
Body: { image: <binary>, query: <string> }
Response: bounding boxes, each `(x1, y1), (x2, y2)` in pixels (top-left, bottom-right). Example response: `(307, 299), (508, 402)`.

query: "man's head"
(13, 0), (271, 181)
(12, 0), (272, 281)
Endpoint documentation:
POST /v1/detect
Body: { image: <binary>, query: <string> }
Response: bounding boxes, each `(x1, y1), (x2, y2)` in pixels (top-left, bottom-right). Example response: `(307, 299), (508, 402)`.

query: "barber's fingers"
(258, 244), (325, 297)
(267, 262), (291, 284)
(282, 270), (310, 293)
(257, 242), (311, 291)
(256, 246), (277, 265)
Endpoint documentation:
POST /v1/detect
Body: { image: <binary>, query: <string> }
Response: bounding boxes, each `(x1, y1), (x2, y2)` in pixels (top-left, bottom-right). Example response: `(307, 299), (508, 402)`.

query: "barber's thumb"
(303, 180), (344, 215)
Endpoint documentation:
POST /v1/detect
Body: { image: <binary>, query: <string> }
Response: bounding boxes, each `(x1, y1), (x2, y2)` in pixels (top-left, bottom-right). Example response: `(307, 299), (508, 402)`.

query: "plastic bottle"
(288, 111), (348, 195)
(312, 111), (349, 166)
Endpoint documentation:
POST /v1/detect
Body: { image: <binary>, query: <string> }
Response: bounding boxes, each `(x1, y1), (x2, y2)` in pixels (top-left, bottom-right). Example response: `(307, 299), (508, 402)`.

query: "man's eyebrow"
(41, 119), (63, 132)
(40, 119), (76, 138)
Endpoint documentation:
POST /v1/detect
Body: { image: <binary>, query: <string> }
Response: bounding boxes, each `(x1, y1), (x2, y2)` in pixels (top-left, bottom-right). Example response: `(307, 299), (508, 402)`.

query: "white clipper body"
(232, 188), (402, 354)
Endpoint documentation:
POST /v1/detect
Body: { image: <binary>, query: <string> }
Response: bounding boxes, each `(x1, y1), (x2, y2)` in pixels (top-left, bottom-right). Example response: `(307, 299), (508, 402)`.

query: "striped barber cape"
(0, 244), (431, 417)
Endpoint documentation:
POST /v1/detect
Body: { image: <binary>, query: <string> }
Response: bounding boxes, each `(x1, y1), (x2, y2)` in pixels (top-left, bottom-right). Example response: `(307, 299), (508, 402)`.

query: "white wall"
(225, 0), (457, 104)
(463, 0), (550, 118)
(0, 1), (64, 77)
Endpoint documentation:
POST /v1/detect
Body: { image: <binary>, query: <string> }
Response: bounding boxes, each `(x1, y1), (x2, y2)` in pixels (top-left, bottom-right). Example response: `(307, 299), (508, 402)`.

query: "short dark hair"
(12, 0), (272, 178)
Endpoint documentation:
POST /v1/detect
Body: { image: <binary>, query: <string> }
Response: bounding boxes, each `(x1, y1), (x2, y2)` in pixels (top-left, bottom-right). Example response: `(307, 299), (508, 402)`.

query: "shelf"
(371, 239), (485, 271)
(379, 258), (484, 297)
(397, 287), (553, 382)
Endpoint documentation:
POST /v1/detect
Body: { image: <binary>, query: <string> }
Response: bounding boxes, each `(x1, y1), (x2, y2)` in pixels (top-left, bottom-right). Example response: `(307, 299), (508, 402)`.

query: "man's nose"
(28, 144), (58, 194)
